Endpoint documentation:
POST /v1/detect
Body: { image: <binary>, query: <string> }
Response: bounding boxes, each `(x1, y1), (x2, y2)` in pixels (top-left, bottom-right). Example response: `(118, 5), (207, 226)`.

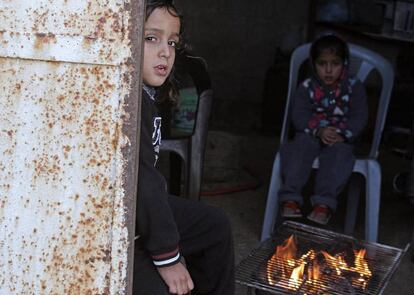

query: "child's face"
(143, 7), (180, 87)
(314, 50), (344, 86)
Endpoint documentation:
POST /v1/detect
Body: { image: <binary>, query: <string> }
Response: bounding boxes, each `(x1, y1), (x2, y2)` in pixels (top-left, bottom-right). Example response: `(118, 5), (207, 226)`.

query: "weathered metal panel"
(0, 59), (127, 294)
(0, 0), (130, 65)
(0, 0), (144, 294)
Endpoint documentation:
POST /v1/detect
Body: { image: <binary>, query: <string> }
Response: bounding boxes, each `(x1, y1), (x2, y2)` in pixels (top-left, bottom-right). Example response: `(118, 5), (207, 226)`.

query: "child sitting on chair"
(279, 34), (368, 225)
(134, 1), (235, 294)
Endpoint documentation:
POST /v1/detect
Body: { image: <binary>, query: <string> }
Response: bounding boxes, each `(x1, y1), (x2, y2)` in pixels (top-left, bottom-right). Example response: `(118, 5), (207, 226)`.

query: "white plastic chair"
(261, 43), (394, 243)
(160, 55), (213, 201)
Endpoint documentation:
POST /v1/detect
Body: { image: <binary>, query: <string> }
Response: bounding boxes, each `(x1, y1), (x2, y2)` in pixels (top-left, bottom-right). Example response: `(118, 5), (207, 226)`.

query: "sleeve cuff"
(152, 247), (181, 267)
(336, 128), (353, 141)
(304, 128), (319, 137)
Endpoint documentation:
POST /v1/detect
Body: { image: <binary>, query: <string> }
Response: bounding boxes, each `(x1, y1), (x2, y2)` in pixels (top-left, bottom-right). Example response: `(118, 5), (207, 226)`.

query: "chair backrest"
(280, 43), (394, 159)
(183, 55), (211, 95)
(168, 53), (212, 137)
(160, 54), (213, 200)
(182, 55), (213, 139)
(192, 88), (213, 152)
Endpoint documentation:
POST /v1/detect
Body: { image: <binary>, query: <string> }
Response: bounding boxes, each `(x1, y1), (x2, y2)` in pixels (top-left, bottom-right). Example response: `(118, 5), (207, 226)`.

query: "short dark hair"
(310, 34), (349, 64)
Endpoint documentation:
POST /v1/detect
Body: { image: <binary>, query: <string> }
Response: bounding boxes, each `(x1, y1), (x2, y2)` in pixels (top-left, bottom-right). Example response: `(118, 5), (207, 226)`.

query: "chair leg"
(406, 120), (414, 199)
(406, 151), (414, 200)
(169, 153), (182, 196)
(261, 153), (282, 242)
(365, 160), (381, 243)
(344, 174), (363, 236)
(187, 150), (202, 201)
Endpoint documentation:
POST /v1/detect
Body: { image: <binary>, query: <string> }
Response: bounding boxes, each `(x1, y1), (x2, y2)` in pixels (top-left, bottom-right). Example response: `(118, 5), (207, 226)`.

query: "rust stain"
(32, 10), (49, 32)
(82, 35), (96, 49)
(112, 123), (120, 151)
(57, 94), (65, 102)
(112, 18), (121, 33)
(34, 32), (57, 50)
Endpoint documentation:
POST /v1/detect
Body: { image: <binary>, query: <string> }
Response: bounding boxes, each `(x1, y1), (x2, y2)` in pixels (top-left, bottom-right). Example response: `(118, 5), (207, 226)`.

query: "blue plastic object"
(261, 43), (394, 243)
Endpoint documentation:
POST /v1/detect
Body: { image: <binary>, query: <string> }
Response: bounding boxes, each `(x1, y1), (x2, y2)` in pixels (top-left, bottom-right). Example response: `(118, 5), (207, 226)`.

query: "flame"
(267, 235), (297, 285)
(276, 235), (297, 262)
(289, 262), (305, 289)
(350, 249), (372, 289)
(353, 249), (372, 276)
(321, 251), (348, 275)
(266, 235), (373, 292)
(307, 259), (320, 284)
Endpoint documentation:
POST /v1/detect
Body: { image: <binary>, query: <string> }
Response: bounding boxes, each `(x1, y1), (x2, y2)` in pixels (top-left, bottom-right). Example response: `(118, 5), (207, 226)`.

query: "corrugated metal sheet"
(0, 0), (141, 294)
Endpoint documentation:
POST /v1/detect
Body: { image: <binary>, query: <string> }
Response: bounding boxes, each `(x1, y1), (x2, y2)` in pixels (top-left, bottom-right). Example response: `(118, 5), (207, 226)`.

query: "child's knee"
(208, 207), (232, 237)
(332, 142), (354, 156)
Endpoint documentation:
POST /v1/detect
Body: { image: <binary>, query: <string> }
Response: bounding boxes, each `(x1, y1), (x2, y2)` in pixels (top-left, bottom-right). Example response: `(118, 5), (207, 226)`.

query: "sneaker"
(281, 201), (302, 218)
(307, 204), (332, 225)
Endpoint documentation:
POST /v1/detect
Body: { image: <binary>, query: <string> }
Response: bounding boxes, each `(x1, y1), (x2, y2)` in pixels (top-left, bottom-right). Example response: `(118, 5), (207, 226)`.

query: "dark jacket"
(291, 78), (368, 143)
(291, 40), (368, 143)
(136, 89), (180, 267)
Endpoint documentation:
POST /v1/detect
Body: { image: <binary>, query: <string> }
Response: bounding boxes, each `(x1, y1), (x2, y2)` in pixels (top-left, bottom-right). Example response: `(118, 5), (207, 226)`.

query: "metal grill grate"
(236, 221), (408, 295)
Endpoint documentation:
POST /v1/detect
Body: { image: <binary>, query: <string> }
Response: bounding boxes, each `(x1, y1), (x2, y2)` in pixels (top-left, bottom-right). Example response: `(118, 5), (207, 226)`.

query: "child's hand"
(319, 127), (345, 145)
(333, 132), (345, 143)
(318, 127), (338, 145)
(157, 262), (194, 294)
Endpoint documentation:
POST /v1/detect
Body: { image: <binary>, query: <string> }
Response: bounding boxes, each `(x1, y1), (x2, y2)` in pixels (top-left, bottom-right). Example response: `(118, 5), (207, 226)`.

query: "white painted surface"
(0, 0), (133, 294)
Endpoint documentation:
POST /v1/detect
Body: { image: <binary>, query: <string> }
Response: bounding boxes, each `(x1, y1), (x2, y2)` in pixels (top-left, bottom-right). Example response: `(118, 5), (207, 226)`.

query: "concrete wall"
(175, 0), (310, 133)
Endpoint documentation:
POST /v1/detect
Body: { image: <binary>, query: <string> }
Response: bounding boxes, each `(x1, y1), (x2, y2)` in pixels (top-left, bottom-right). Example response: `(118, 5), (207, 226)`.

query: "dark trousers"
(133, 195), (235, 295)
(278, 133), (355, 211)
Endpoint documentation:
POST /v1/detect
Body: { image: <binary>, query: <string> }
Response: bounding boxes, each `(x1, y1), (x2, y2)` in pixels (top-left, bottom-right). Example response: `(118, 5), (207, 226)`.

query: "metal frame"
(125, 0), (146, 294)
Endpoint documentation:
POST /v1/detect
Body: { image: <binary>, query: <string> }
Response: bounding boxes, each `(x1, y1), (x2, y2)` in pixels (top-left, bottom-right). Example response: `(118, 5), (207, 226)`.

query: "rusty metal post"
(0, 0), (145, 294)
(125, 0), (146, 294)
